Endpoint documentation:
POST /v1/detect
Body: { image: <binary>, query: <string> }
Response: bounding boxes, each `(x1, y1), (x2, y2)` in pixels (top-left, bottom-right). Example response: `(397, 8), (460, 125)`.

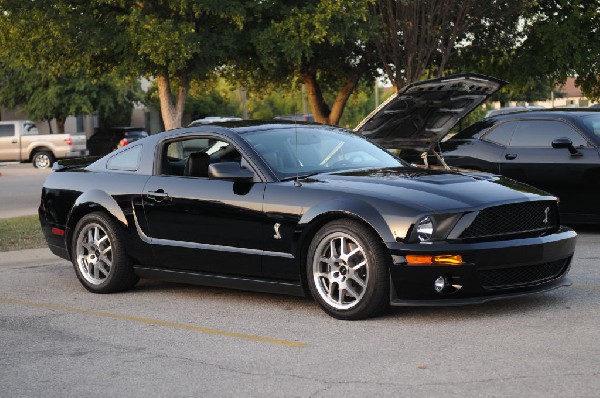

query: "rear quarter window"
(106, 145), (142, 171)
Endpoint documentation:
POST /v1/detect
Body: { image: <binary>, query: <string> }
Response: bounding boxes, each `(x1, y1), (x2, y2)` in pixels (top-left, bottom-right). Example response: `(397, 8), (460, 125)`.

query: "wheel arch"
(29, 146), (54, 161)
(65, 190), (128, 257)
(294, 199), (395, 282)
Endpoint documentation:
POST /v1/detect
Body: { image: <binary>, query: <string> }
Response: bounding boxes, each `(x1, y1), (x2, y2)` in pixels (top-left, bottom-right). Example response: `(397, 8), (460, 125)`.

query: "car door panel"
(142, 175), (266, 276)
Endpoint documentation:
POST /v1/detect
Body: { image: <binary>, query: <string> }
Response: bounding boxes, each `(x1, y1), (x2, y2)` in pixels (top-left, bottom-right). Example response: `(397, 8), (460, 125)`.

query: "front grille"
(460, 201), (558, 239)
(478, 258), (569, 290)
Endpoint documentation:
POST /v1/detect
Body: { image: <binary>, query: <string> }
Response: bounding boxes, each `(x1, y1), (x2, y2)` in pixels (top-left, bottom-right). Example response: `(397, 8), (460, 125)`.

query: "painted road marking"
(571, 284), (600, 291)
(0, 298), (306, 348)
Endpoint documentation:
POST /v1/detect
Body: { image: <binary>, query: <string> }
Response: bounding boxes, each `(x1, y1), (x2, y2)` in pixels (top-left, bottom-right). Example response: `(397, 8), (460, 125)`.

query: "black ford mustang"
(39, 74), (577, 319)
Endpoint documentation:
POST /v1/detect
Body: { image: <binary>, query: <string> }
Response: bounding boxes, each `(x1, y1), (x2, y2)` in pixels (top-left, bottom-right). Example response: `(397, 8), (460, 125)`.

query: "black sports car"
(39, 74), (577, 320)
(431, 110), (600, 224)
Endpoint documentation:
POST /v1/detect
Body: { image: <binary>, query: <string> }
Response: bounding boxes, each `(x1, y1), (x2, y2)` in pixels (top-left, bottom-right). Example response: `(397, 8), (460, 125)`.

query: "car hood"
(302, 168), (549, 212)
(354, 74), (506, 153)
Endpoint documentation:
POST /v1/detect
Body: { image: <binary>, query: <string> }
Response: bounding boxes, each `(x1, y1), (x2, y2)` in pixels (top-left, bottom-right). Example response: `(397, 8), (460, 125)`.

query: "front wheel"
(32, 151), (54, 168)
(71, 212), (139, 293)
(307, 220), (390, 320)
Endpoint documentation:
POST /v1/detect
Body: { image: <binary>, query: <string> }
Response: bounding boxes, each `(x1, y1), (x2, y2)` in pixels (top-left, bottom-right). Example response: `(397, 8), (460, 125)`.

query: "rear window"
(125, 131), (148, 138)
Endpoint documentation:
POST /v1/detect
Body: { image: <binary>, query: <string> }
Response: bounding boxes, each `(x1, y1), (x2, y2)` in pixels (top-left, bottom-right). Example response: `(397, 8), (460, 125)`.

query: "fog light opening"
(434, 276), (448, 293)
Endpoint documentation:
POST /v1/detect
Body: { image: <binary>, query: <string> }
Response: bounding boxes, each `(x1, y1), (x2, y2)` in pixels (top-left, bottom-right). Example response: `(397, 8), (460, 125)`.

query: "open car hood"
(354, 74), (506, 153)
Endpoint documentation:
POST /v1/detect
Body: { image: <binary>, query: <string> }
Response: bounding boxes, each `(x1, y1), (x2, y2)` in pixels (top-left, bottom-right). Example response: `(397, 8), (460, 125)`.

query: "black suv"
(437, 110), (600, 224)
(88, 127), (149, 157)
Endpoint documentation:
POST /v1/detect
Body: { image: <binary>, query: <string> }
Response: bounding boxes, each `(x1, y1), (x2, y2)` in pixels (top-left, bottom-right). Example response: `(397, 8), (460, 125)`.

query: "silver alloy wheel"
(75, 222), (113, 285)
(34, 153), (51, 168)
(312, 231), (369, 310)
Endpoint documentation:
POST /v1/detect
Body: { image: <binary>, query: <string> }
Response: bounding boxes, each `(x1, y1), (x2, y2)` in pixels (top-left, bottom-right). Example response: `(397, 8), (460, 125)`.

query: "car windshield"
(580, 115), (600, 141)
(242, 126), (405, 179)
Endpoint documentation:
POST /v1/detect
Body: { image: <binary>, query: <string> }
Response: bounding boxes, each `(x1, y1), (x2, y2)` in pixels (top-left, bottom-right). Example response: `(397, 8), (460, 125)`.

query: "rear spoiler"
(52, 156), (100, 171)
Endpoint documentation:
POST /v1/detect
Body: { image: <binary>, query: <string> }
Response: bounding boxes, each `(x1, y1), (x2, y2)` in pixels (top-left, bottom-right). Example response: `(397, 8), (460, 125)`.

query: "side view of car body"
(39, 75), (577, 319)
(437, 110), (600, 224)
(0, 120), (87, 168)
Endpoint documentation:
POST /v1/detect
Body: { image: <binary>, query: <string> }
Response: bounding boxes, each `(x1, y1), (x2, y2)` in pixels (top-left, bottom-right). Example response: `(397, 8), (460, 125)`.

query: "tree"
(0, 1), (246, 130)
(230, 0), (379, 125)
(510, 0), (600, 101)
(0, 58), (141, 133)
(368, 0), (530, 89)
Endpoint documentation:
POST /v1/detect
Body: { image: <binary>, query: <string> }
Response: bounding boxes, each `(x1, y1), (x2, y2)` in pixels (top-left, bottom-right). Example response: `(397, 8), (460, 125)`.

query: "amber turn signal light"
(405, 254), (463, 266)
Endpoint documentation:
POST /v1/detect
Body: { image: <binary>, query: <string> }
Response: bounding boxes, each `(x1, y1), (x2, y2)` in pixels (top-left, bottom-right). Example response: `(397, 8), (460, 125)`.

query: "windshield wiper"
(280, 172), (322, 182)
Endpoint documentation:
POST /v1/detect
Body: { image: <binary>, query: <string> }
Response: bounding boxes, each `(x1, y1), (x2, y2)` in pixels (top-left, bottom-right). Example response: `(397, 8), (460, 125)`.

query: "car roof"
(487, 108), (600, 121)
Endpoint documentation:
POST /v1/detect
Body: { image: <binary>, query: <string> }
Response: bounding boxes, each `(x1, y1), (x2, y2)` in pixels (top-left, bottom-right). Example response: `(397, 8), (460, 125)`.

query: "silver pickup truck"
(0, 120), (88, 168)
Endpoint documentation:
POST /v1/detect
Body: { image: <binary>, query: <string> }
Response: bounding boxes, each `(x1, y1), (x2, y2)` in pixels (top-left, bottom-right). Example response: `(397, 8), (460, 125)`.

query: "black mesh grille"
(460, 201), (558, 239)
(478, 258), (569, 290)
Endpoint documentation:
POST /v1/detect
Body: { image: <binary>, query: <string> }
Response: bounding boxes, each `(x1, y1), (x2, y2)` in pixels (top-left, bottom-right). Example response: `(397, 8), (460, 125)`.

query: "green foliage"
(0, 215), (46, 252)
(0, 58), (142, 129)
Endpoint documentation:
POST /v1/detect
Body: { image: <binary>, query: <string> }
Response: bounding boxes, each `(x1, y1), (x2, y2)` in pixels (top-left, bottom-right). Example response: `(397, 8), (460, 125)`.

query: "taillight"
(64, 137), (73, 146)
(119, 138), (129, 147)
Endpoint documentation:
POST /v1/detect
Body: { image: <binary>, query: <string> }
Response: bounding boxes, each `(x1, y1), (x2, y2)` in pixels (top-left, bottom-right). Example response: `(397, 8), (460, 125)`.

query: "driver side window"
(160, 137), (243, 178)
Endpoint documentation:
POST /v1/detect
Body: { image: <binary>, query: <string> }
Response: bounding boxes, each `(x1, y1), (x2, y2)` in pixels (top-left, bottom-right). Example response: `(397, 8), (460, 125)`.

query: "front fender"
(298, 198), (396, 243)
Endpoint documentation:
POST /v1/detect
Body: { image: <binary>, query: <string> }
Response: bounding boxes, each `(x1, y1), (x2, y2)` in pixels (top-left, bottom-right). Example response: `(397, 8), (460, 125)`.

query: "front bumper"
(386, 227), (577, 305)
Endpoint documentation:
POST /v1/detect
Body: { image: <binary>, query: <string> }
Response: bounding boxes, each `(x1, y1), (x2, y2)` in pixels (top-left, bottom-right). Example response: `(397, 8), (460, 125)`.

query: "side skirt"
(133, 266), (306, 297)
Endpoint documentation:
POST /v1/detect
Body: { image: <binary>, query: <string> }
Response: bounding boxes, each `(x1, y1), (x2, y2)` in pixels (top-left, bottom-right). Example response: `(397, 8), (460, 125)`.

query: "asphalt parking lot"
(0, 162), (51, 218)
(1, 230), (599, 397)
(1, 162), (599, 397)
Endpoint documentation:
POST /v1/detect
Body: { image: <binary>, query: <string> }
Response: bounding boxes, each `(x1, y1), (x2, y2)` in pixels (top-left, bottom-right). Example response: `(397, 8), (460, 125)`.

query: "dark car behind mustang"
(39, 74), (577, 320)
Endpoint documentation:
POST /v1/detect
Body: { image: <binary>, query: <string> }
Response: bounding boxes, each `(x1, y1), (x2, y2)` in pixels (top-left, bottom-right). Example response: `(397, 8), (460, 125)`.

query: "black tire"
(71, 212), (139, 293)
(32, 151), (55, 169)
(306, 219), (390, 320)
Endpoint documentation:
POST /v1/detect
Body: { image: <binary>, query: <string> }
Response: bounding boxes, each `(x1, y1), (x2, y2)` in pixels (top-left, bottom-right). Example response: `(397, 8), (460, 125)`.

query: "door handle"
(11, 139), (17, 144)
(505, 153), (517, 160)
(146, 189), (170, 202)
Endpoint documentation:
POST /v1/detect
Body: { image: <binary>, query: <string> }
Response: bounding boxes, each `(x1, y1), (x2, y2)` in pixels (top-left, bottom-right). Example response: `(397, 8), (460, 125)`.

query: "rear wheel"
(71, 212), (139, 293)
(307, 220), (390, 320)
(32, 151), (54, 169)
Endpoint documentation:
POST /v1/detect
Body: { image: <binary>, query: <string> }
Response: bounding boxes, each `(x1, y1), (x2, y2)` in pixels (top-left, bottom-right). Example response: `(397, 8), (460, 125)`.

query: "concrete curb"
(0, 247), (66, 267)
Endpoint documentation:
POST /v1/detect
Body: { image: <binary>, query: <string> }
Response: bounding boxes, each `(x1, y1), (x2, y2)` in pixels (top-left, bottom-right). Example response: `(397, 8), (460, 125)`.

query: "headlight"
(416, 216), (434, 242)
(408, 213), (464, 243)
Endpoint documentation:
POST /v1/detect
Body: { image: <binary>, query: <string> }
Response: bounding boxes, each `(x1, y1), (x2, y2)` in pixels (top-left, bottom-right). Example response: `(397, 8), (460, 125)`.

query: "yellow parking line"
(0, 298), (306, 348)
(570, 284), (600, 291)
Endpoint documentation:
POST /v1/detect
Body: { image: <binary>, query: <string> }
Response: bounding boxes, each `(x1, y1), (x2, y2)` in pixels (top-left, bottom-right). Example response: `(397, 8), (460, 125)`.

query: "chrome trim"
(133, 207), (293, 259)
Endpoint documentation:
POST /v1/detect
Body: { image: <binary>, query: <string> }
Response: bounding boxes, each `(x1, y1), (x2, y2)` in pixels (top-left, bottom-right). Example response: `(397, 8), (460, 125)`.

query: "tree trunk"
(300, 70), (359, 126)
(157, 72), (188, 131)
(55, 118), (65, 134)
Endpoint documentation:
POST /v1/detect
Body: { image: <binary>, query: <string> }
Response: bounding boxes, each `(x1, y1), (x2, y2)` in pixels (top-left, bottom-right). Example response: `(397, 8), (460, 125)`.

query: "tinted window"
(580, 115), (600, 140)
(107, 145), (142, 171)
(161, 137), (242, 177)
(0, 124), (15, 137)
(482, 121), (517, 146)
(510, 120), (588, 147)
(242, 127), (403, 179)
(125, 131), (148, 138)
(451, 120), (494, 140)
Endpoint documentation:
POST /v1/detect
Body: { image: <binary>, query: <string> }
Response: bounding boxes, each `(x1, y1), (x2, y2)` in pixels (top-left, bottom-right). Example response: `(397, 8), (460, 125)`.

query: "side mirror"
(208, 162), (254, 181)
(551, 137), (582, 156)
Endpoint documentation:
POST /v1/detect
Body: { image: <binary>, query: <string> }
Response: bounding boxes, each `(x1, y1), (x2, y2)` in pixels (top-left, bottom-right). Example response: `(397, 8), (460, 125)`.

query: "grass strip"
(0, 215), (46, 252)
